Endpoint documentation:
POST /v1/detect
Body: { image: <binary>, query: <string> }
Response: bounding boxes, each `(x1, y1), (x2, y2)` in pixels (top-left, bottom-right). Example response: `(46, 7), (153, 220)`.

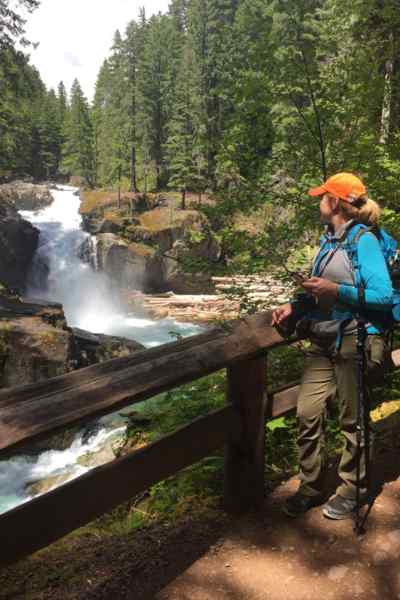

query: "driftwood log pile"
(125, 275), (293, 323)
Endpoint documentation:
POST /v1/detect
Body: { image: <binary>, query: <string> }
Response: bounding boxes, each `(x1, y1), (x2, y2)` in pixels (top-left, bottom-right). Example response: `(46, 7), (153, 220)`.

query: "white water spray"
(21, 185), (201, 346)
(0, 186), (202, 515)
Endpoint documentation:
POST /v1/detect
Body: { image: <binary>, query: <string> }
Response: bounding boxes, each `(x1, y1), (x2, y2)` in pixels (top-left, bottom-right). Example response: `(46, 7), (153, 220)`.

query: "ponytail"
(338, 195), (381, 227)
(358, 197), (381, 226)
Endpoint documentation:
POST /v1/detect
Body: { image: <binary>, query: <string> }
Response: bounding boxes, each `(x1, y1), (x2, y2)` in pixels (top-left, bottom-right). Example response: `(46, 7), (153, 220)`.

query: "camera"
(276, 293), (316, 338)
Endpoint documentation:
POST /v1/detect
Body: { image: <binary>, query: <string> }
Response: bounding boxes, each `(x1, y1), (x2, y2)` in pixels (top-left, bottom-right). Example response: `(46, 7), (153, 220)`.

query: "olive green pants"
(297, 333), (386, 500)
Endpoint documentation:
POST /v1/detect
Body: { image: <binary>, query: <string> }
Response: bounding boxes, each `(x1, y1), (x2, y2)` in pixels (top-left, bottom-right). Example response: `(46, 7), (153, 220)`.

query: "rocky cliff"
(0, 181), (56, 292)
(0, 292), (144, 389)
(0, 196), (39, 291)
(79, 192), (221, 295)
(0, 181), (54, 211)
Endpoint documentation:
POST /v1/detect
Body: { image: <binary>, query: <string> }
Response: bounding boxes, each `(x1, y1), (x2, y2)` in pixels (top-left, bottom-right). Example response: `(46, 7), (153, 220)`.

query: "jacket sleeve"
(338, 232), (393, 311)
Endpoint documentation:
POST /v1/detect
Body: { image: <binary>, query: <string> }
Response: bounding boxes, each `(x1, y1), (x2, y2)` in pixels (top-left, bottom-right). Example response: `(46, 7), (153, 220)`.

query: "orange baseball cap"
(308, 172), (366, 202)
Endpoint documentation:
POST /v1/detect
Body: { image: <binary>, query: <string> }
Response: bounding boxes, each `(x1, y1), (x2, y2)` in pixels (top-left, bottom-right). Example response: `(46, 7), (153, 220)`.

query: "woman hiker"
(272, 172), (393, 520)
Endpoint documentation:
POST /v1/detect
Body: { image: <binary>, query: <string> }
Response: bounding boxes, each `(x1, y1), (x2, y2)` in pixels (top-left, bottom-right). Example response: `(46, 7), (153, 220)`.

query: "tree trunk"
(118, 164), (122, 210)
(144, 167), (148, 198)
(389, 57), (400, 142)
(130, 145), (138, 192)
(156, 163), (161, 191)
(181, 188), (186, 210)
(380, 57), (393, 144)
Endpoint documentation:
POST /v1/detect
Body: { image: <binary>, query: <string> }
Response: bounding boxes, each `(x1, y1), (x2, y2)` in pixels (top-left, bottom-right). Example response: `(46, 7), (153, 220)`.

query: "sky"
(23, 0), (170, 102)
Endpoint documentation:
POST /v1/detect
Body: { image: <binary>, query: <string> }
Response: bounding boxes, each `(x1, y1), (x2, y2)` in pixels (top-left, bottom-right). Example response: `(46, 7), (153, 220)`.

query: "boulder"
(162, 236), (220, 294)
(77, 443), (117, 469)
(80, 211), (103, 235)
(77, 236), (98, 269)
(72, 327), (145, 368)
(93, 209), (221, 294)
(0, 197), (39, 291)
(25, 472), (75, 497)
(0, 293), (145, 389)
(98, 217), (124, 234)
(0, 291), (146, 461)
(96, 234), (164, 293)
(0, 181), (54, 211)
(0, 313), (73, 389)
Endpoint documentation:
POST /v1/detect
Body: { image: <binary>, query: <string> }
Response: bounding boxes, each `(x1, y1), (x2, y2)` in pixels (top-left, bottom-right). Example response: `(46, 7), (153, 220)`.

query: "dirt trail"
(2, 451), (400, 600)
(155, 473), (400, 600)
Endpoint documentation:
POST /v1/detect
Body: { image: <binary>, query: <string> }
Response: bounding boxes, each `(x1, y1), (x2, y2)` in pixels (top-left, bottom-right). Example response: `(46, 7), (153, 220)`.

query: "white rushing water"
(0, 186), (202, 515)
(20, 185), (200, 347)
(0, 424), (126, 514)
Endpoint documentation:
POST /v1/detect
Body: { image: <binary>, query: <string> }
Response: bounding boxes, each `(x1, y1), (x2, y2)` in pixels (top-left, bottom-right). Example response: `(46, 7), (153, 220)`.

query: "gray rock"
(0, 196), (39, 291)
(72, 326), (145, 368)
(25, 472), (74, 497)
(0, 181), (54, 211)
(77, 443), (116, 469)
(93, 210), (220, 295)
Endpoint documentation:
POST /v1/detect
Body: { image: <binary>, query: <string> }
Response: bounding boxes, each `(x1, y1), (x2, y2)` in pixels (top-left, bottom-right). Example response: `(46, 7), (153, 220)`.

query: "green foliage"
(0, 46), (57, 179)
(140, 371), (226, 436)
(165, 41), (207, 208)
(3, 0), (400, 211)
(0, 0), (39, 49)
(61, 79), (94, 184)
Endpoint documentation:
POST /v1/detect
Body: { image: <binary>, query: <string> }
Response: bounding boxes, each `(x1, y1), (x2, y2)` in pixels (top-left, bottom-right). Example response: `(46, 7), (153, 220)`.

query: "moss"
(128, 242), (156, 259)
(80, 191), (116, 215)
(126, 224), (147, 235)
(138, 207), (202, 232)
(103, 210), (126, 226)
(80, 190), (161, 216)
(80, 191), (136, 215)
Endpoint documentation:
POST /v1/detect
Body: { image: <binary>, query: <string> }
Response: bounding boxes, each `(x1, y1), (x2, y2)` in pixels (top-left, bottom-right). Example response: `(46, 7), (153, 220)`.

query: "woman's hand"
(271, 303), (293, 326)
(301, 277), (339, 301)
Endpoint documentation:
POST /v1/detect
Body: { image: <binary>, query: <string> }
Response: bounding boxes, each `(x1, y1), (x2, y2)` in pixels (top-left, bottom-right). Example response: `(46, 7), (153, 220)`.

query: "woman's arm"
(338, 232), (393, 310)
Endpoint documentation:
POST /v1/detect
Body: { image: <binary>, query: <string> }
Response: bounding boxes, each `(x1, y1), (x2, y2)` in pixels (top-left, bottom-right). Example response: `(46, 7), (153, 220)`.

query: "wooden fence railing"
(0, 310), (399, 567)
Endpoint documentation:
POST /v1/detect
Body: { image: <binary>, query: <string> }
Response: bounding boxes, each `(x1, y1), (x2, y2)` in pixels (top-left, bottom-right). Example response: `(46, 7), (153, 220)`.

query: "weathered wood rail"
(0, 311), (398, 567)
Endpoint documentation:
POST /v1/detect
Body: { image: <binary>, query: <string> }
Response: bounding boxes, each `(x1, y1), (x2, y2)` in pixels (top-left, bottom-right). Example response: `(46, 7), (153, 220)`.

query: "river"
(0, 186), (202, 515)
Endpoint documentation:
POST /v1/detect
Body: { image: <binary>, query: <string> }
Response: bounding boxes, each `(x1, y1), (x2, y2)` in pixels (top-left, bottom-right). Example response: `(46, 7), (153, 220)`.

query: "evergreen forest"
(2, 0), (400, 264)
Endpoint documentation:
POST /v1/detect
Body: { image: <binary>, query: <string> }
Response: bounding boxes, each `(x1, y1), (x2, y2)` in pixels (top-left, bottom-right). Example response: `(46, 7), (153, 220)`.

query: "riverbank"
(125, 275), (291, 323)
(0, 184), (205, 516)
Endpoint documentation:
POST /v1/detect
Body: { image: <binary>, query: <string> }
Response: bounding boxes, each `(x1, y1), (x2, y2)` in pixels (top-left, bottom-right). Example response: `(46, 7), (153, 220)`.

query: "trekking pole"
(354, 318), (371, 536)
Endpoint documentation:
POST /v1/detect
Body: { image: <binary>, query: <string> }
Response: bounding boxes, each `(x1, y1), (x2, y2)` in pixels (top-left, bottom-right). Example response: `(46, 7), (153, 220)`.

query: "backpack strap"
(345, 225), (372, 309)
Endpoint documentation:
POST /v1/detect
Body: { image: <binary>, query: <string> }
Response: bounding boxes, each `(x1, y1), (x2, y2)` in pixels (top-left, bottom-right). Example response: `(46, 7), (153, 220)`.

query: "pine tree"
(124, 21), (141, 191)
(39, 89), (63, 178)
(188, 0), (240, 184)
(0, 0), (40, 49)
(0, 46), (45, 178)
(57, 81), (68, 125)
(92, 59), (113, 185)
(108, 30), (129, 198)
(169, 0), (189, 32)
(61, 79), (94, 185)
(214, 0), (273, 183)
(165, 42), (206, 208)
(137, 14), (182, 189)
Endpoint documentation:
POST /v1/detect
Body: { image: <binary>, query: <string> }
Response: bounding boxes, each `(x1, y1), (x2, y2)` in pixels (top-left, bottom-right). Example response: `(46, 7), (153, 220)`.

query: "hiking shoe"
(322, 494), (357, 520)
(282, 492), (324, 518)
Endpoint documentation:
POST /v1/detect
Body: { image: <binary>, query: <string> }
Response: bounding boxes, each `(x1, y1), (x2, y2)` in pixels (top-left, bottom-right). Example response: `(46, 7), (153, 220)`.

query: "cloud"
(64, 52), (82, 69)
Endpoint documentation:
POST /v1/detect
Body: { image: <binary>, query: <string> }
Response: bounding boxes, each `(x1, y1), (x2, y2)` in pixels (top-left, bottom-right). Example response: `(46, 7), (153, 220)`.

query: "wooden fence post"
(224, 355), (267, 513)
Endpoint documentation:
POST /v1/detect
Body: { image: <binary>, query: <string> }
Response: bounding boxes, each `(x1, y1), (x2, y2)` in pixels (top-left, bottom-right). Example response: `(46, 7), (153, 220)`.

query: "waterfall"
(20, 185), (201, 347)
(0, 186), (202, 515)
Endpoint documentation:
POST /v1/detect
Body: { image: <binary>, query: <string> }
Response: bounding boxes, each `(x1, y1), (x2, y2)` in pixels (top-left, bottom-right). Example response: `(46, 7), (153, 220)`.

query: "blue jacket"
(312, 222), (393, 335)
